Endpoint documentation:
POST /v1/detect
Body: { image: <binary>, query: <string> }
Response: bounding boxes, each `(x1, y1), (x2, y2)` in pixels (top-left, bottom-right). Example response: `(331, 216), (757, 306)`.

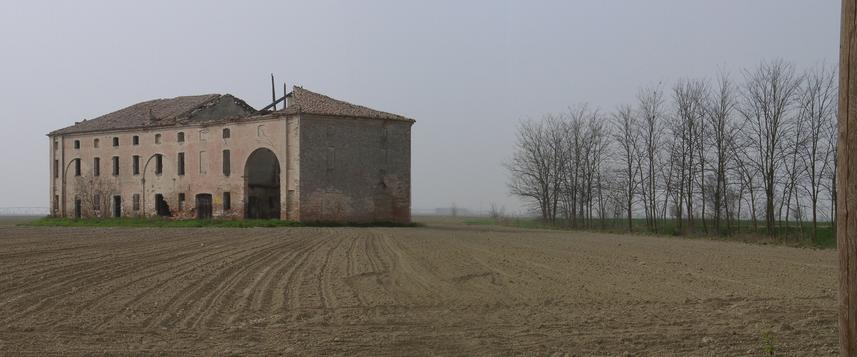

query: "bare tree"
(637, 85), (666, 232)
(705, 71), (739, 234)
(797, 64), (837, 239)
(671, 78), (708, 233)
(507, 116), (565, 222)
(738, 60), (801, 235)
(612, 104), (641, 231)
(73, 176), (114, 218)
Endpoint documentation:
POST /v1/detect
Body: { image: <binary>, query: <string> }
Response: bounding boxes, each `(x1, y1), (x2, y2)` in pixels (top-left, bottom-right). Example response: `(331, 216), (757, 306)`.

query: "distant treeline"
(507, 59), (837, 240)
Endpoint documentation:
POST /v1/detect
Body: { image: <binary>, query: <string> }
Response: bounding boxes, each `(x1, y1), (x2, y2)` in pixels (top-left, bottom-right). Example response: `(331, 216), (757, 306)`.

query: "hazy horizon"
(0, 1), (839, 214)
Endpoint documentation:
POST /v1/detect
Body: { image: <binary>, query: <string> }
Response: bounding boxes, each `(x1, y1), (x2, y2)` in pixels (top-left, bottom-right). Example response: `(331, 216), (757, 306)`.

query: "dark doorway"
(155, 194), (171, 217)
(244, 148), (281, 219)
(196, 194), (212, 219)
(113, 195), (122, 218)
(74, 198), (82, 219)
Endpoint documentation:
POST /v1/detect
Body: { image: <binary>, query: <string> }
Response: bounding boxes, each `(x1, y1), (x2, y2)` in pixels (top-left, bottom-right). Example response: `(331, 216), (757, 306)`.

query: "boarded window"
(74, 140), (80, 149)
(112, 156), (119, 176)
(155, 154), (163, 175)
(199, 151), (208, 175)
(222, 128), (231, 139)
(54, 159), (58, 178)
(132, 155), (140, 175)
(74, 159), (81, 176)
(177, 152), (185, 176)
(112, 137), (119, 147)
(93, 157), (100, 176)
(53, 195), (59, 213)
(222, 150), (230, 176)
(132, 135), (139, 145)
(177, 132), (185, 143)
(94, 138), (99, 148)
(199, 129), (208, 142)
(53, 141), (58, 150)
(155, 134), (162, 144)
(133, 194), (140, 211)
(223, 192), (231, 210)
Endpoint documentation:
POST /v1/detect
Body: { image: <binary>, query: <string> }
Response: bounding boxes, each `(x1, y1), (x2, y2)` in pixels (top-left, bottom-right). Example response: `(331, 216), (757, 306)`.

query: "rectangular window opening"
(222, 150), (230, 176)
(133, 194), (140, 211)
(177, 152), (185, 176)
(132, 155), (140, 175)
(155, 154), (163, 175)
(112, 156), (119, 176)
(93, 157), (100, 176)
(223, 192), (231, 210)
(178, 193), (186, 211)
(199, 151), (208, 175)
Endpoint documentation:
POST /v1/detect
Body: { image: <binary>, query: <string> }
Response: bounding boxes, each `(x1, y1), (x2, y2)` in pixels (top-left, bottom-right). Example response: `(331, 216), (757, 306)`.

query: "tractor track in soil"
(0, 222), (839, 356)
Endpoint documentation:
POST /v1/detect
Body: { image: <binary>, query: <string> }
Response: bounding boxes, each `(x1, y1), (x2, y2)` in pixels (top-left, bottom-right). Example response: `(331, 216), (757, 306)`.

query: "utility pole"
(839, 0), (857, 354)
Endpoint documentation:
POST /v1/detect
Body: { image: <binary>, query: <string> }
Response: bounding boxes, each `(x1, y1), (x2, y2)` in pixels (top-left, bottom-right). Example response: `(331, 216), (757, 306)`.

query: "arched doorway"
(245, 148), (281, 219)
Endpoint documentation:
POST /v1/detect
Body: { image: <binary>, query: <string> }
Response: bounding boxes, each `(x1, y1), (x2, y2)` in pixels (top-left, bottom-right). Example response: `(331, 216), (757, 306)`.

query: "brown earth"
(0, 219), (839, 356)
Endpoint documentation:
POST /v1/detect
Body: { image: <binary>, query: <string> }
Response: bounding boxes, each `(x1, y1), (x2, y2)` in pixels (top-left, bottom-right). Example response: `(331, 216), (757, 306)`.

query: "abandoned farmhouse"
(48, 87), (414, 222)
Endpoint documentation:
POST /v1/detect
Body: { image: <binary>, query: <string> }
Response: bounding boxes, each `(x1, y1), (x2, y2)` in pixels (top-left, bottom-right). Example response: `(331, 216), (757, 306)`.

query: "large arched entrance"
(245, 148), (281, 219)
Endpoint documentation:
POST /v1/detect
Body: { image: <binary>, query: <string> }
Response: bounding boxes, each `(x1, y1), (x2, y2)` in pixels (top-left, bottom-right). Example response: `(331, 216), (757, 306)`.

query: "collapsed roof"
(50, 87), (413, 135)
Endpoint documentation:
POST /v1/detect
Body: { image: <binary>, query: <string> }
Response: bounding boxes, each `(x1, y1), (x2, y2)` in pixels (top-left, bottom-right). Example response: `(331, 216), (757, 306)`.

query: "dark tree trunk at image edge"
(839, 0), (857, 354)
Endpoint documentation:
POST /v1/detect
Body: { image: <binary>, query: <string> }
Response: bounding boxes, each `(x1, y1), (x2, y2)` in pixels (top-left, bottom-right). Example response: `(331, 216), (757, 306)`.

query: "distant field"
(0, 216), (41, 226)
(0, 219), (837, 355)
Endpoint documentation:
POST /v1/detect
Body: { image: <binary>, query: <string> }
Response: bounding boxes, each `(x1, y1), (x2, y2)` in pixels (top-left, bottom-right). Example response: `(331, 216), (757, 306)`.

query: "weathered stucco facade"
(48, 87), (413, 223)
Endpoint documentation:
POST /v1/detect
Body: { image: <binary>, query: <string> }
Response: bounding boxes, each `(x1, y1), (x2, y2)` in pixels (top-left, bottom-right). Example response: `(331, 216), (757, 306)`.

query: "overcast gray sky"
(0, 1), (840, 213)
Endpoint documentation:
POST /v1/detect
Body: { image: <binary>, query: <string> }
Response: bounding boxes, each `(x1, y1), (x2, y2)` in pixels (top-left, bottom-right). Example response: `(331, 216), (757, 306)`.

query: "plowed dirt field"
(0, 220), (839, 355)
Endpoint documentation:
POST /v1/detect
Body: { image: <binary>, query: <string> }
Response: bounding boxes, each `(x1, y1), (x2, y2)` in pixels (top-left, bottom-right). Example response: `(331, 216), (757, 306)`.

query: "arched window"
(177, 132), (185, 143)
(222, 128), (231, 139)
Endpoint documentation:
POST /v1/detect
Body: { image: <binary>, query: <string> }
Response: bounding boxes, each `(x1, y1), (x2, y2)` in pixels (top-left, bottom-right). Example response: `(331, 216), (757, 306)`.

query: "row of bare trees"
(508, 60), (838, 238)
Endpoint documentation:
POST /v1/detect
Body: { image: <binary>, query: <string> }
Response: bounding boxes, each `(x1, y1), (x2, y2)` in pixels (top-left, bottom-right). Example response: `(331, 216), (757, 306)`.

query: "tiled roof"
(282, 87), (414, 122)
(50, 87), (413, 136)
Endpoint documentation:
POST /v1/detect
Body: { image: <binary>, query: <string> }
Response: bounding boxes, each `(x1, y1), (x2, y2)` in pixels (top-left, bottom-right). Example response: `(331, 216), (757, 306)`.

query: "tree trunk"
(838, 0), (857, 353)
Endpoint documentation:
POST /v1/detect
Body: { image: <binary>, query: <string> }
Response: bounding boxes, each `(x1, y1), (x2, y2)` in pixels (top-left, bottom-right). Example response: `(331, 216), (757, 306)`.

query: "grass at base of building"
(23, 217), (421, 228)
(462, 216), (836, 249)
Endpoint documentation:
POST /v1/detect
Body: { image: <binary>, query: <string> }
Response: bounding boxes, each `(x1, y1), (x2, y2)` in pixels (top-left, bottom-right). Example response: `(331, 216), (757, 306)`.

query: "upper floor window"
(132, 135), (139, 145)
(112, 137), (119, 147)
(93, 138), (100, 148)
(73, 140), (80, 149)
(155, 134), (162, 144)
(222, 128), (231, 139)
(53, 141), (58, 151)
(155, 154), (163, 175)
(222, 150), (231, 176)
(132, 155), (140, 175)
(112, 156), (119, 176)
(177, 152), (186, 176)
(199, 129), (208, 142)
(177, 132), (185, 143)
(93, 157), (100, 177)
(74, 158), (81, 176)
